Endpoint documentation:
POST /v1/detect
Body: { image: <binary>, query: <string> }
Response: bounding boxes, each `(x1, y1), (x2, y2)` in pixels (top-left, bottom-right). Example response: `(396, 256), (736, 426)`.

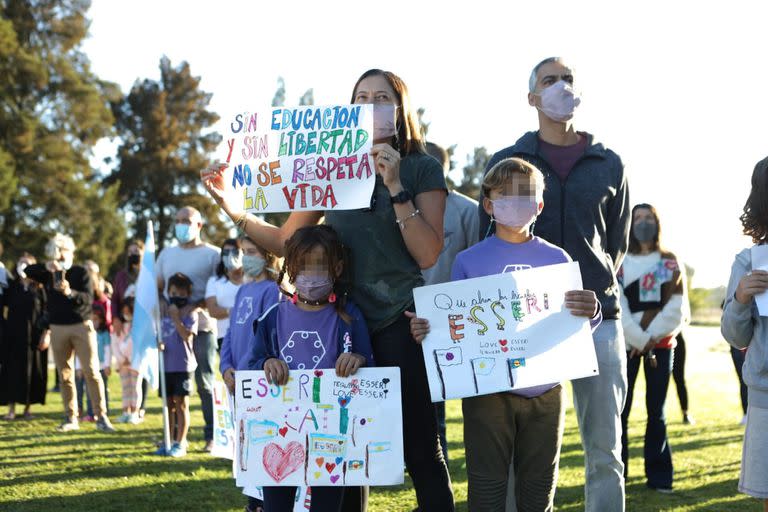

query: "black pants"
(263, 486), (342, 512)
(372, 312), (454, 511)
(730, 346), (748, 414)
(671, 332), (689, 412)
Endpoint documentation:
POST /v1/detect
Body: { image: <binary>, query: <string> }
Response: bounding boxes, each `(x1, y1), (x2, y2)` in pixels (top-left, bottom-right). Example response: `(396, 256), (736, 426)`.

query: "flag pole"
(148, 220), (172, 455)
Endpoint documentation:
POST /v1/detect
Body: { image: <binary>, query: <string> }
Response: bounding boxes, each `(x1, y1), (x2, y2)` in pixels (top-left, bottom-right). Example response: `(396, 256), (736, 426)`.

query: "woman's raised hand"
(200, 161), (237, 214)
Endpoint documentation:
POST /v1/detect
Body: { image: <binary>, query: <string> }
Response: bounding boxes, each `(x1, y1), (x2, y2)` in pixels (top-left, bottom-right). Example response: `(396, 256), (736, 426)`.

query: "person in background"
(205, 238), (244, 352)
(721, 155), (768, 511)
(25, 233), (115, 432)
(671, 331), (694, 425)
(155, 206), (219, 452)
(112, 286), (142, 424)
(618, 203), (687, 493)
(478, 57), (630, 511)
(0, 253), (48, 420)
(422, 141), (479, 463)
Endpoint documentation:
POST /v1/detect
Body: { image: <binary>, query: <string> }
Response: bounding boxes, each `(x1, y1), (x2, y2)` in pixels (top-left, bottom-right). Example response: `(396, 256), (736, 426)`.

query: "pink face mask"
(491, 196), (539, 228)
(537, 80), (581, 122)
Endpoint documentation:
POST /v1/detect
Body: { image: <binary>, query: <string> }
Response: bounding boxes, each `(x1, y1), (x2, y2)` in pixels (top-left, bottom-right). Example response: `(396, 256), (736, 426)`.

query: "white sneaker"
(116, 413), (132, 424)
(128, 412), (143, 425)
(57, 418), (80, 432)
(740, 414), (748, 426)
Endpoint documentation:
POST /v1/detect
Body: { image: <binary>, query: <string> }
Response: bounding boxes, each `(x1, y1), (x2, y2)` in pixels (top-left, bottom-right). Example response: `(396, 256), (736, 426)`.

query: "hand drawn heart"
(499, 339), (508, 346)
(382, 378), (390, 384)
(502, 347), (509, 352)
(263, 442), (305, 483)
(314, 370), (323, 377)
(315, 457), (324, 468)
(278, 427), (288, 437)
(325, 462), (336, 474)
(335, 456), (343, 465)
(330, 475), (340, 484)
(338, 394), (352, 408)
(313, 471), (321, 479)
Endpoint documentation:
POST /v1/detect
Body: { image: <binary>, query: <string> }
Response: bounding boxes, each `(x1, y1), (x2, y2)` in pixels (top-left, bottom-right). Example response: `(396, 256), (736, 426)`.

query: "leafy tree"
(0, 0), (125, 270)
(453, 147), (490, 199)
(105, 56), (222, 249)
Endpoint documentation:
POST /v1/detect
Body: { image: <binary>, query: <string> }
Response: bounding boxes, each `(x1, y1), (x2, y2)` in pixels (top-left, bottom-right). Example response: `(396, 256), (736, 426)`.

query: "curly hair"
(741, 156), (768, 244)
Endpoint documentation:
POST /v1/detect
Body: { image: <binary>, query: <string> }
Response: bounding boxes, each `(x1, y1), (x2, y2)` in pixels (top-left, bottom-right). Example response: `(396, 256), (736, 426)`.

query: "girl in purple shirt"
(249, 225), (374, 512)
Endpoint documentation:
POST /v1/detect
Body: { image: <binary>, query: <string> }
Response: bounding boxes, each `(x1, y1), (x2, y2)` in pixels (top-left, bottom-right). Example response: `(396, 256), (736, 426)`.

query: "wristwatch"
(390, 190), (412, 204)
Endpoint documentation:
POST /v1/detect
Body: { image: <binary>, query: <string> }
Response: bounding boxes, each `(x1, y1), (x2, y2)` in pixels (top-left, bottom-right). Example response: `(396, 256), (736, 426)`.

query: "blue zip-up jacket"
(478, 131), (630, 319)
(248, 300), (375, 371)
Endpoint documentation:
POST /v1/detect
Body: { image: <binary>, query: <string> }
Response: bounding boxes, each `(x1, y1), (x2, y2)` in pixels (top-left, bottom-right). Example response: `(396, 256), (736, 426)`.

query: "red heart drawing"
(315, 457), (324, 468)
(263, 442), (305, 483)
(499, 339), (508, 346)
(501, 346), (509, 352)
(325, 462), (336, 474)
(330, 475), (340, 484)
(278, 427), (288, 437)
(314, 370), (323, 377)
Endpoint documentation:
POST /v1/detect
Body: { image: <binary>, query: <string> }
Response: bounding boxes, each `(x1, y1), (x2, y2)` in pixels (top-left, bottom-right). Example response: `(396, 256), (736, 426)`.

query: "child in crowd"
(248, 225), (374, 512)
(721, 155), (768, 510)
(75, 305), (112, 421)
(112, 286), (142, 424)
(220, 236), (280, 512)
(160, 272), (199, 457)
(408, 157), (601, 512)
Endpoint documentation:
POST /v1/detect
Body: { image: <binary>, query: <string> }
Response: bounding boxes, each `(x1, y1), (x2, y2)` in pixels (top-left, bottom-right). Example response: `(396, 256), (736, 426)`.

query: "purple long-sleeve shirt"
(452, 235), (601, 398)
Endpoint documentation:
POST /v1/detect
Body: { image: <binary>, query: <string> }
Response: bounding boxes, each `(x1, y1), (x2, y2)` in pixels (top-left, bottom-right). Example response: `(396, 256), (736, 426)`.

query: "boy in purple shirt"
(160, 273), (199, 457)
(409, 157), (601, 512)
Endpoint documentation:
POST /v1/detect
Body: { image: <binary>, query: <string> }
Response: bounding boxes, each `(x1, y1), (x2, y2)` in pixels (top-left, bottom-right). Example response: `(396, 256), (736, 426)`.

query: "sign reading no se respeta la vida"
(413, 262), (600, 402)
(221, 104), (375, 213)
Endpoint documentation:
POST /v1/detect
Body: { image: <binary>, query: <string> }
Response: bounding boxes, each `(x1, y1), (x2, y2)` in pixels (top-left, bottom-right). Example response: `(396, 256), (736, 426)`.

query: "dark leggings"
(263, 486), (342, 512)
(730, 346), (748, 414)
(371, 312), (454, 511)
(671, 332), (689, 411)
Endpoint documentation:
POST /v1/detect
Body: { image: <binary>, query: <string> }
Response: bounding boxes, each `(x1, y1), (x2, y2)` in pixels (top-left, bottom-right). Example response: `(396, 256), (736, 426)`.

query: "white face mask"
(536, 80), (581, 122)
(223, 250), (244, 271)
(16, 262), (28, 279)
(61, 255), (73, 270)
(491, 196), (539, 229)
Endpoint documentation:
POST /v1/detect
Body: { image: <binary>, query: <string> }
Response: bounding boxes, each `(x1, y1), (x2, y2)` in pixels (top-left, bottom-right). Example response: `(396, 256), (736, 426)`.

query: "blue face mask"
(242, 255), (266, 276)
(175, 223), (196, 244)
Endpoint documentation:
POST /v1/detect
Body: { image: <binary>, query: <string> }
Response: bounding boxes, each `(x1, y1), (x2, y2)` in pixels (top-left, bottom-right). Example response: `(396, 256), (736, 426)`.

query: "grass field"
(0, 326), (763, 511)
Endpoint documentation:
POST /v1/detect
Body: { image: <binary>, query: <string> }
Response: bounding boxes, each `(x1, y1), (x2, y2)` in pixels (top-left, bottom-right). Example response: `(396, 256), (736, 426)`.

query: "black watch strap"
(390, 190), (412, 204)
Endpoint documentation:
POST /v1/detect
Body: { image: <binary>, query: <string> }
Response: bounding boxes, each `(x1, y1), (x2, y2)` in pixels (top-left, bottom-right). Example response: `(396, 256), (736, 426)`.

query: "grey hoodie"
(478, 131), (630, 319)
(721, 247), (768, 409)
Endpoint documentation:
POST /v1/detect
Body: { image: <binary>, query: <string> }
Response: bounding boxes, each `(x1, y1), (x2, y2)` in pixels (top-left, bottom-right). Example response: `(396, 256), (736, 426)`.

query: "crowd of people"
(0, 57), (766, 512)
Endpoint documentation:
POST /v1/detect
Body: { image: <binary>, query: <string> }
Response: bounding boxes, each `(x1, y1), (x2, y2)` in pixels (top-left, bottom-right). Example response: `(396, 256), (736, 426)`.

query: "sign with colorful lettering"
(413, 262), (599, 402)
(221, 104), (375, 213)
(211, 380), (235, 459)
(234, 368), (403, 487)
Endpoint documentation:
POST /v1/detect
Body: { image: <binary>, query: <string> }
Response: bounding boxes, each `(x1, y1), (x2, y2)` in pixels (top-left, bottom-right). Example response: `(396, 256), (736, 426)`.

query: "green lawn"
(0, 326), (762, 511)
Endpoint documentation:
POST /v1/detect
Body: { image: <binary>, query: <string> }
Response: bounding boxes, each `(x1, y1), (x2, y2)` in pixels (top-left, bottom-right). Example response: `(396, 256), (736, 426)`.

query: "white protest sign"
(413, 261), (599, 402)
(211, 380), (235, 459)
(221, 104), (375, 213)
(234, 368), (403, 487)
(751, 245), (768, 316)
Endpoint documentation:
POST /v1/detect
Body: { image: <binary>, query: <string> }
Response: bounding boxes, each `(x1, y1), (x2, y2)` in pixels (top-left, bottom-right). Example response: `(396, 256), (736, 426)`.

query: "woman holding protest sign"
(202, 69), (453, 511)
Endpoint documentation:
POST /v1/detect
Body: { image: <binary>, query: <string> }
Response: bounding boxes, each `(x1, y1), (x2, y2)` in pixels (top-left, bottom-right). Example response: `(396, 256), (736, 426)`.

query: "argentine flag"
(131, 221), (160, 389)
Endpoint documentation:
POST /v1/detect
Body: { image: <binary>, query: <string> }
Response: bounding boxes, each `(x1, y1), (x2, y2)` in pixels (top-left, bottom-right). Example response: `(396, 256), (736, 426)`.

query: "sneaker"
(128, 412), (143, 425)
(57, 418), (80, 432)
(203, 439), (214, 453)
(648, 483), (673, 494)
(154, 444), (170, 456)
(81, 414), (95, 423)
(682, 413), (695, 425)
(169, 442), (187, 457)
(95, 416), (116, 433)
(740, 414), (748, 426)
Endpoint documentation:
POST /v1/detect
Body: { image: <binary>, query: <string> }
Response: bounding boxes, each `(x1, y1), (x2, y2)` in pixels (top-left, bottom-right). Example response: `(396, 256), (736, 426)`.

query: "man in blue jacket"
(478, 57), (630, 511)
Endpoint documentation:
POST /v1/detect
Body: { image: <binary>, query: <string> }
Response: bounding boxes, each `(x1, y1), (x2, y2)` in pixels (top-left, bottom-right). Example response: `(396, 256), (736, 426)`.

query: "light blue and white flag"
(131, 221), (160, 389)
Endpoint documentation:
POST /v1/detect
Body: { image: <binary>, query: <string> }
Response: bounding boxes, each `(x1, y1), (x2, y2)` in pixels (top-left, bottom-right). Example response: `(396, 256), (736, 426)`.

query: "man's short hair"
(529, 56), (563, 93)
(425, 142), (449, 172)
(45, 233), (76, 259)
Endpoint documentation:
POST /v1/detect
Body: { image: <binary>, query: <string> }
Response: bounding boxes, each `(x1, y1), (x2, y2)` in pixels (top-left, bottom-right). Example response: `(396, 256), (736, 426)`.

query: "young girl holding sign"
(248, 225), (374, 512)
(203, 69), (454, 510)
(721, 156), (768, 511)
(408, 158), (601, 512)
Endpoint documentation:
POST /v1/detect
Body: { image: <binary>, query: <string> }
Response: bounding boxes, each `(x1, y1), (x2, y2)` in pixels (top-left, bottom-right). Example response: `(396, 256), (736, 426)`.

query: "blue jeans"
(622, 348), (674, 489)
(571, 319), (627, 512)
(193, 330), (216, 441)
